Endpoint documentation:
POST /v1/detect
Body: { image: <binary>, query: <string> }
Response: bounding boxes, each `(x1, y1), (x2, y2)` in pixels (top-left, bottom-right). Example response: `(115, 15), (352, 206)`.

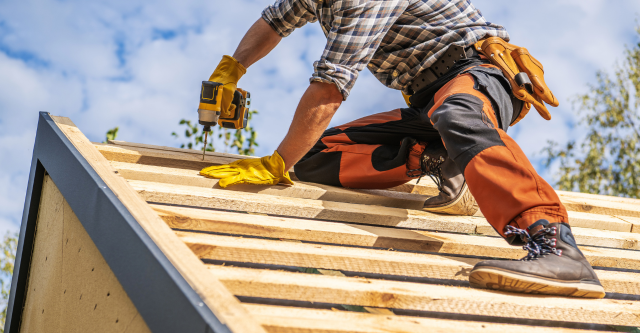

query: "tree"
(543, 28), (640, 198)
(0, 231), (18, 332)
(172, 109), (259, 156)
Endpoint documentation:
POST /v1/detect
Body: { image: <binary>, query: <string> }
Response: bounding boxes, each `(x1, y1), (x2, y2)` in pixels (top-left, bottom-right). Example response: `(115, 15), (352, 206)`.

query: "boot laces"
(504, 225), (562, 261)
(406, 153), (446, 192)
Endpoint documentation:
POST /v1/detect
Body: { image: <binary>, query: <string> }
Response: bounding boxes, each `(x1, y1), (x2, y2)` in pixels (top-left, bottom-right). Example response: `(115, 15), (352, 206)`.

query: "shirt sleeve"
(311, 0), (407, 100)
(262, 0), (317, 38)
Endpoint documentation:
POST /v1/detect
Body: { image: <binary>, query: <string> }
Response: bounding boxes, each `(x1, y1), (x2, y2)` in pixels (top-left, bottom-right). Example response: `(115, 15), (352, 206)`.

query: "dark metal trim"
(5, 112), (232, 333)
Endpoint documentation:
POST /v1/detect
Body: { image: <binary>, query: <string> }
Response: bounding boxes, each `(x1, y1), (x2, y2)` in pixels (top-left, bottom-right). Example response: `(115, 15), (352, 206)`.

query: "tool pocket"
(474, 37), (557, 124)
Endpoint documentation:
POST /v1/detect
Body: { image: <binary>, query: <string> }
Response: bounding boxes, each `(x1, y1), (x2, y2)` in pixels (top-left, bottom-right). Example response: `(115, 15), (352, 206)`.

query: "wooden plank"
(51, 116), (265, 333)
(95, 143), (238, 171)
(146, 181), (640, 251)
(557, 190), (640, 205)
(554, 195), (640, 219)
(108, 139), (249, 160)
(175, 231), (640, 295)
(108, 150), (637, 235)
(105, 141), (441, 194)
(618, 216), (640, 234)
(567, 211), (631, 232)
(208, 266), (640, 326)
(245, 304), (602, 333)
(475, 219), (640, 250)
(113, 161), (429, 210)
(157, 203), (640, 257)
(102, 141), (640, 218)
(133, 180), (479, 233)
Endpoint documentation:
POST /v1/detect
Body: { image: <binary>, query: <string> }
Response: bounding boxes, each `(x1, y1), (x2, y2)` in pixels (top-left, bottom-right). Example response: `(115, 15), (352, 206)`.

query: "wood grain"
(209, 266), (640, 326)
(176, 231), (640, 295)
(113, 161), (429, 210)
(51, 116), (265, 333)
(245, 304), (601, 333)
(133, 180), (479, 233)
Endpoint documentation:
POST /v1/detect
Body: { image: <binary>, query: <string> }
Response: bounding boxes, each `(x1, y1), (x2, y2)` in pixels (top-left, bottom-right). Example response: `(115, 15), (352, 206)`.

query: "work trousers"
(294, 65), (569, 238)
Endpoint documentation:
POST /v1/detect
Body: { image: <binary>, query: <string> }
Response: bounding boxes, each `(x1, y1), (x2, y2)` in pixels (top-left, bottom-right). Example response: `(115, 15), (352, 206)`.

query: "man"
(200, 0), (605, 298)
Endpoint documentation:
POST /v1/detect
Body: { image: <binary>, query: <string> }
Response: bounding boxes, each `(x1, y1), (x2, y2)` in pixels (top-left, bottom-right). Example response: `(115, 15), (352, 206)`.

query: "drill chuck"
(198, 108), (220, 127)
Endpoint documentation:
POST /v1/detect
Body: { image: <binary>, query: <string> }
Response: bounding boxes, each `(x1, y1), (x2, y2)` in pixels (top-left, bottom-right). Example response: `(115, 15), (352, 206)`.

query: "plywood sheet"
(20, 176), (151, 333)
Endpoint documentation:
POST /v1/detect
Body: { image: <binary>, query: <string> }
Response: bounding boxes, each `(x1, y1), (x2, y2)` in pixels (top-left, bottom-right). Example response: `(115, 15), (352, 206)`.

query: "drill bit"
(202, 126), (211, 160)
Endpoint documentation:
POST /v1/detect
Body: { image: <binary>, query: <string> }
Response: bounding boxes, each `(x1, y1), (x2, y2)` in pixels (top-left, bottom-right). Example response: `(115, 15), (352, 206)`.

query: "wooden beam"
(208, 266), (640, 326)
(157, 203), (640, 253)
(175, 231), (640, 295)
(143, 181), (640, 251)
(617, 216), (640, 234)
(101, 141), (640, 218)
(560, 195), (640, 218)
(244, 304), (599, 333)
(51, 117), (266, 333)
(108, 155), (637, 235)
(113, 161), (429, 210)
(132, 180), (479, 233)
(108, 140), (249, 160)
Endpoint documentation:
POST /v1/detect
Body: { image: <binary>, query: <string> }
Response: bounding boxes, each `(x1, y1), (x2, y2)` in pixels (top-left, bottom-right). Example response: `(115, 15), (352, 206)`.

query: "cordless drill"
(197, 81), (251, 159)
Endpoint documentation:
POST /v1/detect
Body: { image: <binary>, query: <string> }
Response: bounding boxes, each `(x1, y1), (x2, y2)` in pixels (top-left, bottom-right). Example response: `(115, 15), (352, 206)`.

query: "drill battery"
(197, 81), (250, 130)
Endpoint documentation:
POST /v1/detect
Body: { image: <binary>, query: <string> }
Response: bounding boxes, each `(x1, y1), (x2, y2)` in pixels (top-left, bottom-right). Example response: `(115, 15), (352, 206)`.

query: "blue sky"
(1, 0), (639, 235)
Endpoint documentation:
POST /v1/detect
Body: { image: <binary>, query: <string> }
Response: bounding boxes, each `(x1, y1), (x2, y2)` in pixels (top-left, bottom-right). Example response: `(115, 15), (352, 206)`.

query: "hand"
(200, 151), (294, 188)
(208, 55), (246, 117)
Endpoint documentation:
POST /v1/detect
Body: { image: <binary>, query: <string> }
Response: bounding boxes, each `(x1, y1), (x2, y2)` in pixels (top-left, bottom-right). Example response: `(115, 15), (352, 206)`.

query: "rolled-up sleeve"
(311, 0), (407, 100)
(262, 0), (317, 37)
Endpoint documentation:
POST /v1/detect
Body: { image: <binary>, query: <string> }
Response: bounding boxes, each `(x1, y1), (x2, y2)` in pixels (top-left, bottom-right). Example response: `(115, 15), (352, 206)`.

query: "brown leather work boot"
(421, 157), (479, 216)
(469, 220), (605, 298)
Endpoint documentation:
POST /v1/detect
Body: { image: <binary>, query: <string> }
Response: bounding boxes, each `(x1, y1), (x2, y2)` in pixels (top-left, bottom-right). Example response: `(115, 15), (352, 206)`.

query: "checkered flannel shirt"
(262, 0), (509, 99)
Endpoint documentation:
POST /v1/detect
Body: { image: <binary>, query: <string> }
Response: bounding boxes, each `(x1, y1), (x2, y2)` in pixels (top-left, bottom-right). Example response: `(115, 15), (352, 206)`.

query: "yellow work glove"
(209, 55), (247, 118)
(200, 151), (294, 188)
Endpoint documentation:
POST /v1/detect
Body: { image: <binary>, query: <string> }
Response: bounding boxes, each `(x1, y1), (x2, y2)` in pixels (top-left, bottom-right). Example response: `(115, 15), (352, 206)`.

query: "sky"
(1, 0), (639, 236)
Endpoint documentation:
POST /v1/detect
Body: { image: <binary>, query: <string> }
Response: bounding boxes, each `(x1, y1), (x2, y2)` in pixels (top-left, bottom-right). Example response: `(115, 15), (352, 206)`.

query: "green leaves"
(171, 110), (259, 156)
(543, 29), (640, 198)
(0, 231), (18, 332)
(103, 127), (119, 143)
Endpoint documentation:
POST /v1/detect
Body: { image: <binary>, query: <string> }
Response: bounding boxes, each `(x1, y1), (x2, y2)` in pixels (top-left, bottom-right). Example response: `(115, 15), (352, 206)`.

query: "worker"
(199, 0), (605, 298)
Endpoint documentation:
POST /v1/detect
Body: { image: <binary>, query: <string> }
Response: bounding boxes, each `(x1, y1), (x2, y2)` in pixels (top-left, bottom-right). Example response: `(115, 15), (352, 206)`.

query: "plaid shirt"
(262, 0), (509, 99)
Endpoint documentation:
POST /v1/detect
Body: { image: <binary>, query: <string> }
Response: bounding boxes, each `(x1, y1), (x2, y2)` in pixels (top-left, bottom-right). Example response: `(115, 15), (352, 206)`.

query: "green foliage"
(171, 119), (212, 151)
(103, 127), (119, 143)
(543, 28), (640, 198)
(172, 110), (259, 156)
(0, 231), (18, 332)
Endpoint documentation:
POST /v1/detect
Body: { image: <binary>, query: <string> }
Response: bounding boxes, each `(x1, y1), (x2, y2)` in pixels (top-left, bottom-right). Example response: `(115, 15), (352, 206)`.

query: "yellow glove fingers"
(200, 165), (241, 179)
(199, 151), (295, 188)
(218, 174), (248, 188)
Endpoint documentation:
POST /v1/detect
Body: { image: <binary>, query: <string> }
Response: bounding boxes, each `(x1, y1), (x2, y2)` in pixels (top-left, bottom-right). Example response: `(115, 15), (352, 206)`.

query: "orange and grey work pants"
(294, 65), (569, 239)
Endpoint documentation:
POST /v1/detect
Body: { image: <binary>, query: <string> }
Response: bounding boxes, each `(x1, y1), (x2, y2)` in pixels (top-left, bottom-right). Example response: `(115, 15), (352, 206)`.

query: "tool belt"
(408, 38), (558, 125)
(410, 45), (478, 93)
(473, 37), (558, 125)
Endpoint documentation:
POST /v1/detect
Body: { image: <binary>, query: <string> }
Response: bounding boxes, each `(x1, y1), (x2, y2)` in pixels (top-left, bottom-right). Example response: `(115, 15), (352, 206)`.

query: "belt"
(409, 45), (477, 94)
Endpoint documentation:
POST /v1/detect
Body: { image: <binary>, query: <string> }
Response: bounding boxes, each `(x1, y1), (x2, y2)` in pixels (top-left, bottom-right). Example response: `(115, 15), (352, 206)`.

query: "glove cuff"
(263, 151), (294, 185)
(209, 55), (247, 84)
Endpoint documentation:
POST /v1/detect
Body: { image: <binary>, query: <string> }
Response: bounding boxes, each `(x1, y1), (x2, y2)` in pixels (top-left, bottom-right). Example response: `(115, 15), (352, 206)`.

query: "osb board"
(20, 176), (150, 333)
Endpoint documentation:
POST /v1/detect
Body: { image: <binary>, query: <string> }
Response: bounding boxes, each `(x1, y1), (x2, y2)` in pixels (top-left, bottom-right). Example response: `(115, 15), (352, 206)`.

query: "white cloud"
(0, 0), (638, 236)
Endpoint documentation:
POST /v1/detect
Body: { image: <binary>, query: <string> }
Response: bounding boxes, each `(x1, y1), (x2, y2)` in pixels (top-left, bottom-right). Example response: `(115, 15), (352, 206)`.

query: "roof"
(7, 112), (640, 332)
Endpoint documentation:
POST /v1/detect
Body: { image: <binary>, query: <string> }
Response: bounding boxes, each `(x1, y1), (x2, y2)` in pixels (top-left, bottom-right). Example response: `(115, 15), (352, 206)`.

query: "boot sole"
(422, 182), (479, 216)
(469, 267), (605, 298)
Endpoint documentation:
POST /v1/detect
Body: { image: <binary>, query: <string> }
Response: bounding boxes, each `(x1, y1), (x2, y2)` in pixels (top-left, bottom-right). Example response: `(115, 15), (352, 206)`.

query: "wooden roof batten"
(8, 112), (640, 333)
